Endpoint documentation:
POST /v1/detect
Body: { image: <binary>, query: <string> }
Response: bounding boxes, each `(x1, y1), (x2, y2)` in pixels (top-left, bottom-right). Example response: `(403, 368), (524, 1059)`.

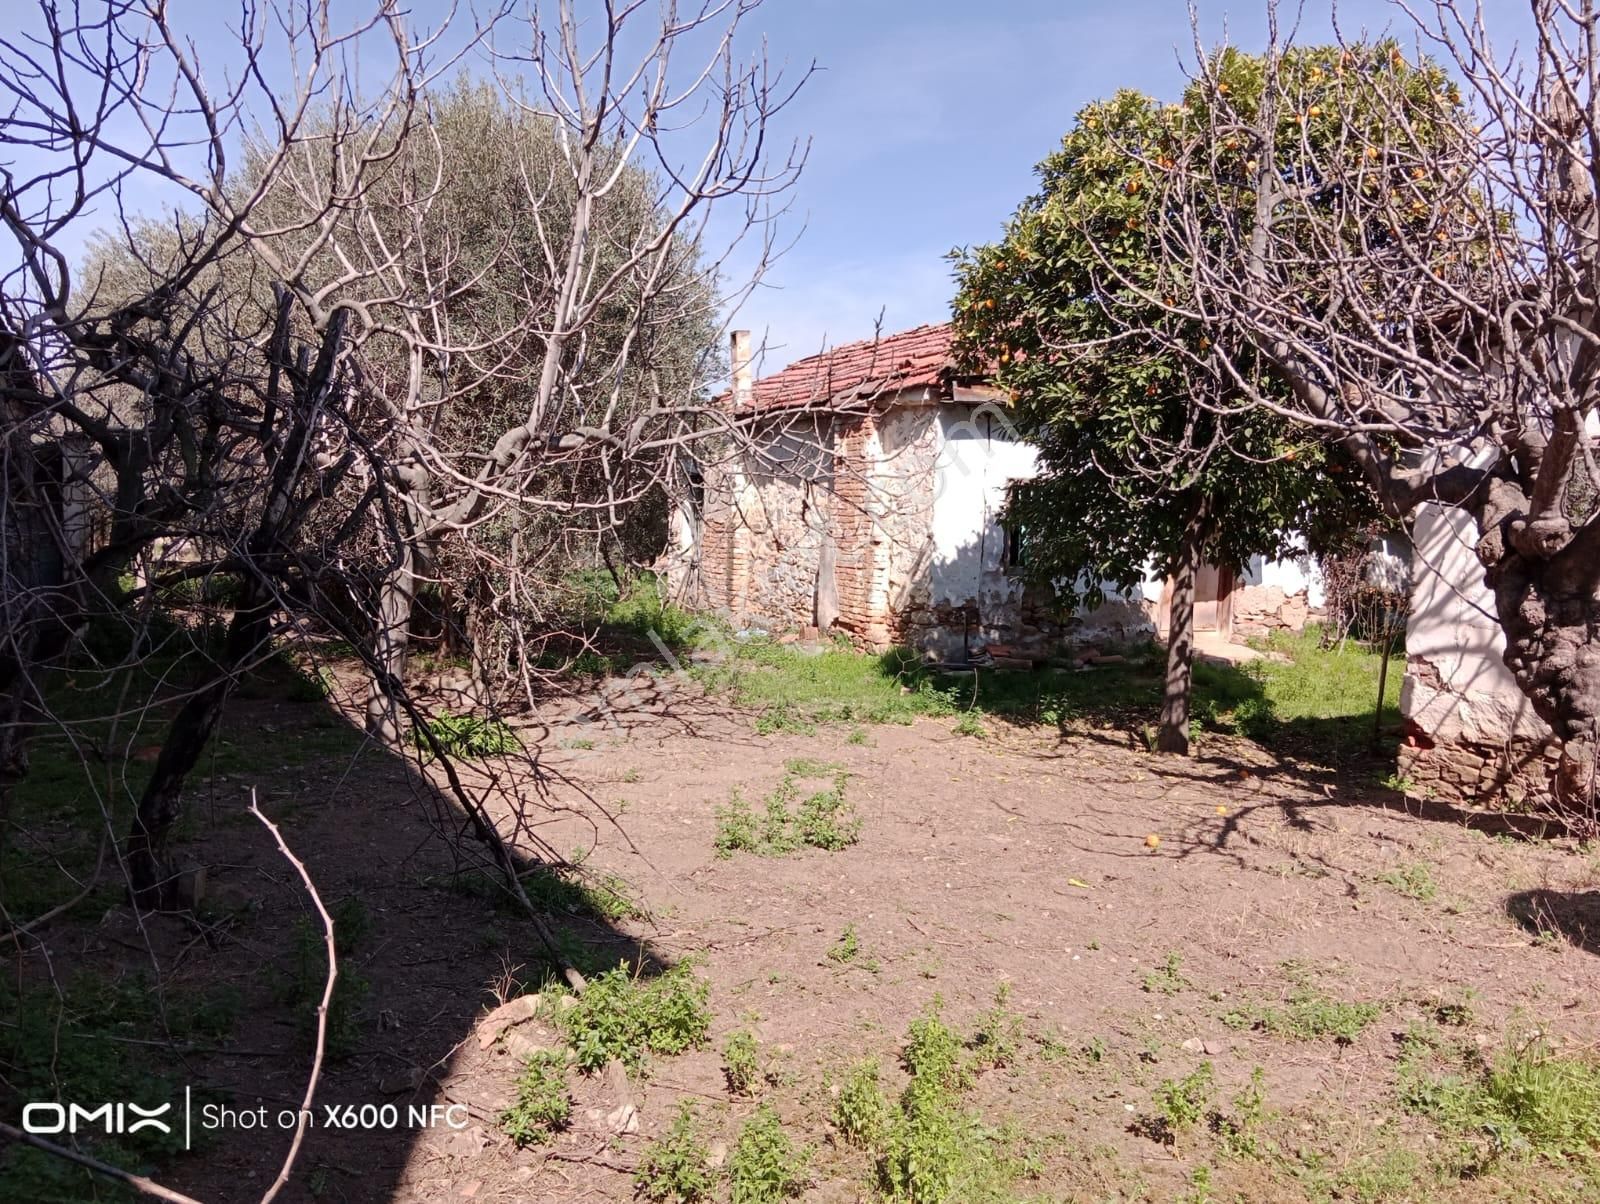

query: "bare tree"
(1, 3), (809, 1189)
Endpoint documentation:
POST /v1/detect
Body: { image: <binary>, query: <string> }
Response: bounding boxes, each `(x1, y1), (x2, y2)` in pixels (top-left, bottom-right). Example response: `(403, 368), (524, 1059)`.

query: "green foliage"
(714, 790), (762, 857)
(902, 1000), (970, 1093)
(729, 1103), (810, 1204)
(1225, 967), (1381, 1044)
(968, 983), (1024, 1070)
(1142, 951), (1189, 996)
(635, 1100), (717, 1202)
(555, 961), (710, 1072)
(724, 1029), (762, 1096)
(714, 766), (860, 859)
(498, 1050), (571, 1147)
(1218, 1067), (1271, 1158)
(603, 575), (701, 650)
(1154, 1062), (1215, 1138)
(950, 65), (1391, 615)
(1377, 861), (1438, 902)
(1399, 1027), (1600, 1162)
(952, 711), (987, 739)
(834, 1058), (894, 1148)
(414, 711), (521, 759)
(828, 924), (861, 964)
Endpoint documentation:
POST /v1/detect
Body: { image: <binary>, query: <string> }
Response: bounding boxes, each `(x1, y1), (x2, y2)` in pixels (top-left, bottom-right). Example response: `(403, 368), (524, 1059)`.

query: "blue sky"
(12, 0), (1533, 378)
(727, 0), (1530, 371)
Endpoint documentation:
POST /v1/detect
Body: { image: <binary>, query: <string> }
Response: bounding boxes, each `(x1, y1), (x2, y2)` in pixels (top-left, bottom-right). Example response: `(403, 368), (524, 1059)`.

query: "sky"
(724, 0), (1532, 373)
(8, 0), (1535, 380)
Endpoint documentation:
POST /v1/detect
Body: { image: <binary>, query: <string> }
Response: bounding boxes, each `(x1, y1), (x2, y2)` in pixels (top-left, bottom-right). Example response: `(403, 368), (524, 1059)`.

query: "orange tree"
(948, 50), (1445, 753)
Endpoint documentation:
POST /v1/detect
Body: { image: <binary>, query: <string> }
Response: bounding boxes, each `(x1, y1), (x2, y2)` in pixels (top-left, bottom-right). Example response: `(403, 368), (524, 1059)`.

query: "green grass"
(691, 624), (1401, 763)
(1223, 964), (1382, 1045)
(1399, 1024), (1600, 1164)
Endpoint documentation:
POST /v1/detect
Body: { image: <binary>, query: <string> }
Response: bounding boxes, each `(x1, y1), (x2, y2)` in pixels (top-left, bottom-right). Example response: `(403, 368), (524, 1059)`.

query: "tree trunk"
(126, 591), (276, 908)
(364, 541), (417, 747)
(1492, 546), (1600, 819)
(1157, 498), (1207, 755)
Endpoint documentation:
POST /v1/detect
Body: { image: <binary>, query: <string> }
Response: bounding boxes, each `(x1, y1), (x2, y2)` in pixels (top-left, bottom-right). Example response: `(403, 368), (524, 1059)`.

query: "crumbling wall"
(1233, 553), (1320, 637)
(1397, 504), (1556, 810)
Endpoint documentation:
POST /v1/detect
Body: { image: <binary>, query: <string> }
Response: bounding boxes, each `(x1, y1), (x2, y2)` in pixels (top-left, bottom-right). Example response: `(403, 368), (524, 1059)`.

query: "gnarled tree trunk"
(1488, 535), (1600, 818)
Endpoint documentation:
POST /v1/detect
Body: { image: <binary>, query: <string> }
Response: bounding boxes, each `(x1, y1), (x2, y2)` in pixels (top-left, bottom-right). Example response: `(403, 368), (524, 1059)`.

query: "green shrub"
(715, 768), (859, 858)
(968, 983), (1023, 1070)
(635, 1100), (717, 1202)
(729, 1103), (809, 1203)
(834, 1058), (893, 1148)
(827, 924), (861, 964)
(556, 961), (711, 1071)
(498, 1050), (570, 1147)
(415, 712), (521, 759)
(724, 1029), (762, 1096)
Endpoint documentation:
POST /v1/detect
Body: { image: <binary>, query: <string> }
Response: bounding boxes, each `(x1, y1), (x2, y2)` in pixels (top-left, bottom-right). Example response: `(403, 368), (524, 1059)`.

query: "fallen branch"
(249, 791), (335, 1204)
(0, 1122), (203, 1204)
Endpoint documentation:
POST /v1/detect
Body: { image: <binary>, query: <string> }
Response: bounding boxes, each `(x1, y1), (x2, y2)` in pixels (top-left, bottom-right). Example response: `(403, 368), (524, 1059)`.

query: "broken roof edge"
(715, 321), (1000, 414)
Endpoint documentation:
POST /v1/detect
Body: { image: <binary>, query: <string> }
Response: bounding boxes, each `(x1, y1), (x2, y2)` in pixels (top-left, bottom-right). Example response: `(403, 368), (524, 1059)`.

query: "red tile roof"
(734, 322), (959, 411)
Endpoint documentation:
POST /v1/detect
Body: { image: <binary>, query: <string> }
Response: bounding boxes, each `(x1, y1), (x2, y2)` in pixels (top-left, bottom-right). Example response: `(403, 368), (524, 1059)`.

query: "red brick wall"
(831, 415), (888, 645)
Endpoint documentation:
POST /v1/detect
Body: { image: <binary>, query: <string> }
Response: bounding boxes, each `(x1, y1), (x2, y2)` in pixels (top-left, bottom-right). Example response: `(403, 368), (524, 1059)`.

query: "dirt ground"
(13, 670), (1600, 1203)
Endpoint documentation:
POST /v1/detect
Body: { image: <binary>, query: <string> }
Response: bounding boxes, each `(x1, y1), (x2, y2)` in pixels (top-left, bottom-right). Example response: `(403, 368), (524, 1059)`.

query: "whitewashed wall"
(1403, 503), (1548, 744)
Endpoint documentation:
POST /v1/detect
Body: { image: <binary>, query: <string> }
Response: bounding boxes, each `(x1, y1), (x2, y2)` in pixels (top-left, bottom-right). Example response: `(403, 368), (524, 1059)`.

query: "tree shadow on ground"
(1505, 889), (1600, 956)
(1, 645), (678, 1204)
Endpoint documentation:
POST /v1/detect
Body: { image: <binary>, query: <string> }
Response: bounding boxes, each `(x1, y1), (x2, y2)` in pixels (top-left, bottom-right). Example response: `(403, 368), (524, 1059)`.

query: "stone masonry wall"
(1231, 582), (1313, 638)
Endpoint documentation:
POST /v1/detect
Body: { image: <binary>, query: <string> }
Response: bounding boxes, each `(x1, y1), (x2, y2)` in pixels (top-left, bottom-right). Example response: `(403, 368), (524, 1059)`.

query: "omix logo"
(22, 1101), (174, 1136)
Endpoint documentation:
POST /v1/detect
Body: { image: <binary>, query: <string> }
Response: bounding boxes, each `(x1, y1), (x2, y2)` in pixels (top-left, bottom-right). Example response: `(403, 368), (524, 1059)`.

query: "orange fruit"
(1145, 834), (1162, 850)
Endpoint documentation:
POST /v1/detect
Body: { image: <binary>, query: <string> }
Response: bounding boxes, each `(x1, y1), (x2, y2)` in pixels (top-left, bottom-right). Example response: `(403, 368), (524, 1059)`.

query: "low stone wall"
(1396, 727), (1558, 812)
(1232, 583), (1312, 637)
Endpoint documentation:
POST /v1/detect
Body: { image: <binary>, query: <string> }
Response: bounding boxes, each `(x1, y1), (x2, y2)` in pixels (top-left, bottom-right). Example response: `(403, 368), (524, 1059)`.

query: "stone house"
(667, 323), (1323, 659)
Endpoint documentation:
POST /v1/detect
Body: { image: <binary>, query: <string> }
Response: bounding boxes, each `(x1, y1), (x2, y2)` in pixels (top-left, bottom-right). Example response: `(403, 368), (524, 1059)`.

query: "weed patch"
(968, 982), (1023, 1070)
(1142, 951), (1189, 996)
(499, 1050), (571, 1146)
(1376, 861), (1438, 902)
(714, 764), (859, 859)
(414, 712), (521, 759)
(1223, 965), (1381, 1045)
(827, 924), (861, 964)
(552, 961), (710, 1071)
(729, 1103), (810, 1203)
(724, 1028), (762, 1096)
(1399, 1025), (1600, 1163)
(636, 1100), (717, 1202)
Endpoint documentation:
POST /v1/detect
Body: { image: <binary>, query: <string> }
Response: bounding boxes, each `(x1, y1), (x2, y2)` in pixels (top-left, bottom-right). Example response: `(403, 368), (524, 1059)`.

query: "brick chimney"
(730, 329), (753, 408)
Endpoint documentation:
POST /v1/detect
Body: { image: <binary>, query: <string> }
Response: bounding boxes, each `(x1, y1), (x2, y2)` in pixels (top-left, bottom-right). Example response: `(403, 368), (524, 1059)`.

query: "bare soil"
(12, 674), (1600, 1203)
